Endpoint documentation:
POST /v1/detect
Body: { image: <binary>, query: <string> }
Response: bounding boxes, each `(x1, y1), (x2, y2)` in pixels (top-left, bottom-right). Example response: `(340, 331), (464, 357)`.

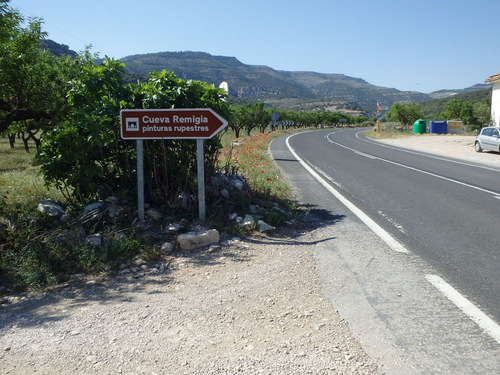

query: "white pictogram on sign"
(126, 118), (140, 131)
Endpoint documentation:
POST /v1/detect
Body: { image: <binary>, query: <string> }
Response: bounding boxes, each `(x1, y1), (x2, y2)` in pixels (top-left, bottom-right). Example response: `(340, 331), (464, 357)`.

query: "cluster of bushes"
(0, 2), (362, 292)
(385, 96), (491, 132)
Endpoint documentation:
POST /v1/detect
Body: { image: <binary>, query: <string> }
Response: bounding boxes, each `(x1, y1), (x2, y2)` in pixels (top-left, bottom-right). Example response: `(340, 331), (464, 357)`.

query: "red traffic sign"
(120, 108), (228, 140)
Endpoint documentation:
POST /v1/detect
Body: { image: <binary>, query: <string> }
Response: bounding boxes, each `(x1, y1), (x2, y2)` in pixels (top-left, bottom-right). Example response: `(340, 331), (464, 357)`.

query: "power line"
(10, 2), (90, 46)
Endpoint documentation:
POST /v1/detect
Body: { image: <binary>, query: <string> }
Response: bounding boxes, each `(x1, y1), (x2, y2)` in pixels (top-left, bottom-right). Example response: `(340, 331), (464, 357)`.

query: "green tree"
(37, 66), (229, 206)
(227, 106), (246, 138)
(0, 1), (82, 148)
(474, 98), (492, 127)
(386, 102), (423, 127)
(36, 57), (131, 201)
(229, 103), (266, 138)
(439, 98), (488, 129)
(245, 102), (268, 135)
(441, 99), (464, 120)
(1, 2), (45, 133)
(459, 101), (478, 127)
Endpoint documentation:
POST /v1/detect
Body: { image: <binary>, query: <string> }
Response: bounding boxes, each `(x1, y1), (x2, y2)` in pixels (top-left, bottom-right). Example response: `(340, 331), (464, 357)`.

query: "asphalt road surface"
(270, 128), (500, 374)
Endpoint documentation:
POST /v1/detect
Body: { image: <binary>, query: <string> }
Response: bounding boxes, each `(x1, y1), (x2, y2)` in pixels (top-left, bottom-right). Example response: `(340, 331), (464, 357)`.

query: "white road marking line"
(354, 151), (377, 159)
(355, 130), (500, 174)
(426, 275), (500, 345)
(294, 131), (500, 345)
(328, 131), (500, 199)
(286, 134), (410, 254)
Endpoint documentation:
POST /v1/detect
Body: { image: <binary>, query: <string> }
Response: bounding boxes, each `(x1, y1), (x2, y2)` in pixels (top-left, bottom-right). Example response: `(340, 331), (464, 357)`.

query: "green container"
(413, 119), (426, 134)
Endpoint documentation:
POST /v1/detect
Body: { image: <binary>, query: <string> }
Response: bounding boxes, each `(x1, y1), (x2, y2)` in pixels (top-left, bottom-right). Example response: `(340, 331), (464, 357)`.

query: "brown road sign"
(120, 108), (228, 140)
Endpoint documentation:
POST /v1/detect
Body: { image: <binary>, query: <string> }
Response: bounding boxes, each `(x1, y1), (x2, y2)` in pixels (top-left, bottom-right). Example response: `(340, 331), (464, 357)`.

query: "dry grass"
(0, 137), (66, 207)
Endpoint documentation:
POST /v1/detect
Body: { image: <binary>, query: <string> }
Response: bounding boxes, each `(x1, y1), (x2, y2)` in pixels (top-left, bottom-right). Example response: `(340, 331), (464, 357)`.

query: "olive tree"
(0, 1), (81, 149)
(386, 102), (424, 128)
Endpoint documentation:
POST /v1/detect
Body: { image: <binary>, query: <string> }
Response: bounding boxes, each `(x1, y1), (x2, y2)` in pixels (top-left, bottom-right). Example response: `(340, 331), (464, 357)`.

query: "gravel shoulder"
(375, 134), (500, 167)
(1, 133), (495, 375)
(0, 233), (379, 375)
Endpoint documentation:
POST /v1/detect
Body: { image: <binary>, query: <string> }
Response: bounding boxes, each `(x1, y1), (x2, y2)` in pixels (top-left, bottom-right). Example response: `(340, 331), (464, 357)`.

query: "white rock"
(86, 233), (103, 246)
(177, 229), (220, 251)
(37, 200), (64, 216)
(220, 188), (230, 199)
(257, 220), (275, 232)
(104, 196), (120, 203)
(164, 223), (182, 234)
(83, 202), (104, 211)
(160, 242), (175, 254)
(249, 205), (260, 214)
(242, 214), (255, 227)
(231, 179), (244, 190)
(108, 204), (127, 218)
(146, 208), (162, 221)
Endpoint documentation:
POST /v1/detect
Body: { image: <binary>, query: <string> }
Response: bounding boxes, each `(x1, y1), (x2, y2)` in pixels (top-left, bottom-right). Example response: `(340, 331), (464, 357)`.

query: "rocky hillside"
(42, 42), (490, 114)
(120, 51), (432, 112)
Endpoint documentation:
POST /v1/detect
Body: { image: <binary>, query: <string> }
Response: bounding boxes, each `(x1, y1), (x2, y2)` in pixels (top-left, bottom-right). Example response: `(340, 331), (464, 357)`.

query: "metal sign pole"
(121, 109), (228, 223)
(137, 139), (145, 222)
(196, 139), (206, 222)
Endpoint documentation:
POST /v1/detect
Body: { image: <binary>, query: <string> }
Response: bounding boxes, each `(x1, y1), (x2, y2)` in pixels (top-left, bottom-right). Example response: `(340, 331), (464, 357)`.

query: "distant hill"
(41, 46), (490, 115)
(421, 87), (492, 118)
(428, 84), (492, 99)
(40, 39), (77, 58)
(120, 51), (434, 113)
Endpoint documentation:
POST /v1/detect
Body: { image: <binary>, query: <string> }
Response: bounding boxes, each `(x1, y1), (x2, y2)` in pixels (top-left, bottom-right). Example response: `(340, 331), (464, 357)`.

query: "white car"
(475, 127), (500, 152)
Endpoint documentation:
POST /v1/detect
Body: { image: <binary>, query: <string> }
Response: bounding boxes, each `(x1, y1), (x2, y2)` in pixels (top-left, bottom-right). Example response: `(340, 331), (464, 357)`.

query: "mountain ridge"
(120, 51), (489, 113)
(39, 41), (490, 114)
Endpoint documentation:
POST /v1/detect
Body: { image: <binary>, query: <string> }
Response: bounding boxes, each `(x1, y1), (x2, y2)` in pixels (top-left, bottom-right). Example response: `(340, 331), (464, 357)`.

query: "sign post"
(196, 139), (206, 220)
(137, 139), (145, 221)
(376, 102), (381, 133)
(270, 111), (280, 131)
(120, 108), (228, 222)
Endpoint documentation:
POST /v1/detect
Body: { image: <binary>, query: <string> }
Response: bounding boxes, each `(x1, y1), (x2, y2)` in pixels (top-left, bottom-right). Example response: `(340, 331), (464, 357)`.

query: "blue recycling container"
(429, 120), (447, 134)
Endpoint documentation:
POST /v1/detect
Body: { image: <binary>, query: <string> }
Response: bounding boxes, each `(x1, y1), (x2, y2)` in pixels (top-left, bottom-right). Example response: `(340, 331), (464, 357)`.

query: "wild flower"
(217, 130), (291, 200)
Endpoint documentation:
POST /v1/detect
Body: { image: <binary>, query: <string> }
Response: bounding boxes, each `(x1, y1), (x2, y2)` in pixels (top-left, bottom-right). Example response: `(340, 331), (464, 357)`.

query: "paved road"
(270, 128), (500, 374)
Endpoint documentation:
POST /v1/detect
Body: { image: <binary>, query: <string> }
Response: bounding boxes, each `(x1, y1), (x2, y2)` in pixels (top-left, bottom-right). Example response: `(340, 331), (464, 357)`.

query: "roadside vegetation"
(364, 124), (478, 142)
(0, 0), (491, 293)
(1, 1), (369, 292)
(384, 99), (490, 132)
(369, 94), (491, 140)
(0, 126), (297, 292)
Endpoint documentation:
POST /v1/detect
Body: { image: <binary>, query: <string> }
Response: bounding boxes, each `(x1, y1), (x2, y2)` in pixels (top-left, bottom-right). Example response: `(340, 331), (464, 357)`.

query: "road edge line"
(426, 274), (500, 345)
(285, 134), (409, 254)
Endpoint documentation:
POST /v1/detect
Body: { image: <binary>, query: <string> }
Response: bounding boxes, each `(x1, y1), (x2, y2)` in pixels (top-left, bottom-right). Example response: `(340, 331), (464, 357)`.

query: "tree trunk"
(8, 133), (16, 148)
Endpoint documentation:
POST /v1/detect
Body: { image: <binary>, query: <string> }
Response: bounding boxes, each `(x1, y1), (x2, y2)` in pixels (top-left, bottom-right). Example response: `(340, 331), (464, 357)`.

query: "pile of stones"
(32, 171), (283, 255)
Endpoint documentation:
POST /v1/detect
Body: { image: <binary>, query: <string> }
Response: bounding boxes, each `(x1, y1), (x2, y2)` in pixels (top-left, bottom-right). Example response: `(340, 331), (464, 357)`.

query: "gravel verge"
(0, 229), (379, 375)
(376, 134), (500, 166)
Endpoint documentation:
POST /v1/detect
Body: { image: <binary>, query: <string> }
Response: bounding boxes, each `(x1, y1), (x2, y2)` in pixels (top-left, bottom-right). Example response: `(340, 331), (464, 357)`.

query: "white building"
(486, 73), (500, 126)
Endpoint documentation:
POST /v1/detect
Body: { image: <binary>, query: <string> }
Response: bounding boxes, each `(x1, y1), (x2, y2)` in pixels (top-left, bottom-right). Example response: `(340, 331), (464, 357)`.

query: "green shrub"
(36, 63), (229, 208)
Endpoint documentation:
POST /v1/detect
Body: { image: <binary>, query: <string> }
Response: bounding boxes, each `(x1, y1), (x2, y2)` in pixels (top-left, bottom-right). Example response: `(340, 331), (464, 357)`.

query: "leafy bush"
(36, 62), (229, 207)
(36, 57), (134, 201)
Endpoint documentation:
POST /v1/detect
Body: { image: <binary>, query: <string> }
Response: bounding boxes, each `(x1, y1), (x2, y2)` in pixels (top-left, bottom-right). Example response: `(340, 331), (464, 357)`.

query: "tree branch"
(0, 108), (52, 134)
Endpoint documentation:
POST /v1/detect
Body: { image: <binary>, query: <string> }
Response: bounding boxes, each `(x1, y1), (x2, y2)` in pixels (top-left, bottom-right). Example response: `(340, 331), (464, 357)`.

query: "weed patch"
(1, 129), (300, 292)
